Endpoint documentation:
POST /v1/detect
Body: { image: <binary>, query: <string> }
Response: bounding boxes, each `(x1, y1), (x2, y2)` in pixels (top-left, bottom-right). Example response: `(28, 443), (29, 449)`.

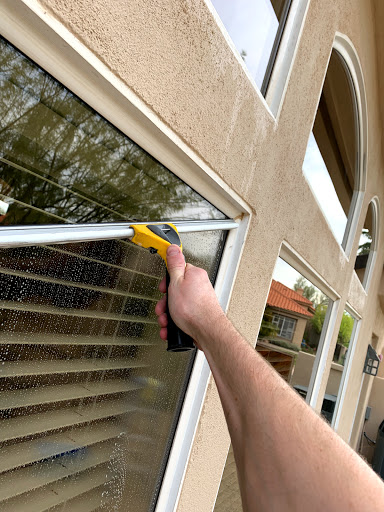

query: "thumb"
(166, 245), (185, 282)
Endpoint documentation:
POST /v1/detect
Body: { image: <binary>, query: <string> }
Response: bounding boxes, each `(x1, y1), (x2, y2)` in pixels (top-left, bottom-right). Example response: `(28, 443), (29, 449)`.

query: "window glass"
(0, 38), (225, 225)
(324, 310), (356, 424)
(214, 257), (331, 510)
(272, 314), (296, 340)
(354, 202), (374, 286)
(303, 50), (358, 246)
(0, 37), (227, 511)
(210, 0), (290, 91)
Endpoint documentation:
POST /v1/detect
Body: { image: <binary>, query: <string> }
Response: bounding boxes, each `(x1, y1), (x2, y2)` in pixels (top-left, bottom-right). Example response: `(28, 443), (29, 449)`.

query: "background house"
(264, 280), (314, 348)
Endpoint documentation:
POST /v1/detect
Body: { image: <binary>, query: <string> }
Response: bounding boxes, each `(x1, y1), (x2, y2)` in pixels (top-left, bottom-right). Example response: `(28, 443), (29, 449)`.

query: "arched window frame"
(359, 197), (380, 291)
(332, 34), (368, 257)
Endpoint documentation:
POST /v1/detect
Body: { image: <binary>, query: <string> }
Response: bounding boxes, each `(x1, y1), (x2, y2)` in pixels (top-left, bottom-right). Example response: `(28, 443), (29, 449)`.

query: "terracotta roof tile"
(267, 281), (314, 318)
(272, 280), (313, 305)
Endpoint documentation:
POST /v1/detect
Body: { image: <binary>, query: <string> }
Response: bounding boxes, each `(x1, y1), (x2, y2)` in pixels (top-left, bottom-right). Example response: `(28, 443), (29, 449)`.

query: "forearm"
(195, 315), (384, 512)
(158, 248), (384, 511)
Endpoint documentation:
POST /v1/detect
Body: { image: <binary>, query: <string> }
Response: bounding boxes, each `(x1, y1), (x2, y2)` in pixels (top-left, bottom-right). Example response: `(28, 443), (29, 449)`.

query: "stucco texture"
(29, 0), (384, 509)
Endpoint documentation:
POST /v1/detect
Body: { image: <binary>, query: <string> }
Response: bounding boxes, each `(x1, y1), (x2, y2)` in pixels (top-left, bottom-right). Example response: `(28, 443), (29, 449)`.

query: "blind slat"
(0, 421), (124, 474)
(0, 399), (137, 442)
(0, 300), (157, 323)
(52, 485), (113, 512)
(44, 244), (161, 279)
(0, 379), (140, 410)
(0, 465), (112, 512)
(0, 333), (155, 346)
(0, 267), (159, 302)
(0, 439), (118, 501)
(0, 359), (147, 378)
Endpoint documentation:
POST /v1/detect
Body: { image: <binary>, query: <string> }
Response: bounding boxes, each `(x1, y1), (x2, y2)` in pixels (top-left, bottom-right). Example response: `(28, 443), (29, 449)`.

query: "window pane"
(214, 257), (331, 510)
(272, 314), (296, 340)
(354, 201), (374, 286)
(303, 50), (358, 246)
(210, 0), (289, 90)
(0, 37), (228, 510)
(324, 310), (356, 424)
(0, 38), (225, 225)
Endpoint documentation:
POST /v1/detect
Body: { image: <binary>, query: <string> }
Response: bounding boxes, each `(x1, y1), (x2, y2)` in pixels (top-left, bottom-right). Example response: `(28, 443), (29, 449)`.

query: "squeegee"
(129, 223), (195, 352)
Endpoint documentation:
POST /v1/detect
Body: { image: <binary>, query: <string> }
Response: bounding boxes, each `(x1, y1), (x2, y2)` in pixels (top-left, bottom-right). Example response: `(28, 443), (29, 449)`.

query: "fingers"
(166, 245), (185, 283)
(156, 295), (168, 341)
(157, 312), (168, 328)
(155, 294), (166, 316)
(159, 275), (166, 293)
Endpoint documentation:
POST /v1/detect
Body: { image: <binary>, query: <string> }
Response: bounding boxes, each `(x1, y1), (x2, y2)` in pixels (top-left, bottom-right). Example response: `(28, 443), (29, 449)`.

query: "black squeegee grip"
(166, 270), (195, 352)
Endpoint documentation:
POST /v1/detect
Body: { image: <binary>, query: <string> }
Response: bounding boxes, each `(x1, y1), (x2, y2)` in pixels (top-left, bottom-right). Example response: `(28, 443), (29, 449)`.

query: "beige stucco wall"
(290, 351), (343, 396)
(292, 316), (307, 348)
(4, 0), (384, 510)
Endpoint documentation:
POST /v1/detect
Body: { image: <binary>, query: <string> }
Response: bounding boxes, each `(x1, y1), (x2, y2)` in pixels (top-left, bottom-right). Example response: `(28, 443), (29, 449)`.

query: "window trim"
(0, 220), (240, 248)
(265, 0), (310, 117)
(359, 197), (380, 292)
(260, 0), (294, 97)
(277, 242), (341, 410)
(332, 33), (368, 257)
(331, 304), (362, 430)
(0, 4), (252, 511)
(301, 33), (368, 257)
(206, 0), (311, 118)
(157, 219), (249, 512)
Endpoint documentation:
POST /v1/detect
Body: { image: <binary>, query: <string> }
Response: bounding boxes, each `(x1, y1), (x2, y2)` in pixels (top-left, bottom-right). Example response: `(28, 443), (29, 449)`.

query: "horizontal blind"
(0, 36), (228, 511)
(0, 225), (227, 512)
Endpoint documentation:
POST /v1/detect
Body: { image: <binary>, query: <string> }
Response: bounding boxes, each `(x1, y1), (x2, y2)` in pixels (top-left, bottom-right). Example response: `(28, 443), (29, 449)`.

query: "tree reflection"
(0, 38), (225, 226)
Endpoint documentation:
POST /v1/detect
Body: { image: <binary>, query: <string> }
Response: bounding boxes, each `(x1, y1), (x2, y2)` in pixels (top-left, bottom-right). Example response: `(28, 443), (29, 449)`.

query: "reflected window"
(355, 200), (377, 289)
(324, 310), (357, 424)
(0, 37), (228, 511)
(272, 313), (296, 340)
(210, 0), (292, 93)
(303, 49), (359, 247)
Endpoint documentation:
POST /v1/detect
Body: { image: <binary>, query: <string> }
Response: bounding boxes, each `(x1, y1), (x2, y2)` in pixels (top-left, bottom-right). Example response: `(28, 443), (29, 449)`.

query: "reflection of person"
(155, 245), (384, 512)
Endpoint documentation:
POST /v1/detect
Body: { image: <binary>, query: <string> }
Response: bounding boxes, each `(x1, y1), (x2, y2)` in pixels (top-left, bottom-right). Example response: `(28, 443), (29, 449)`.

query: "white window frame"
(0, 3), (252, 511)
(357, 197), (380, 292)
(278, 242), (341, 409)
(331, 303), (362, 430)
(265, 0), (310, 117)
(304, 33), (368, 257)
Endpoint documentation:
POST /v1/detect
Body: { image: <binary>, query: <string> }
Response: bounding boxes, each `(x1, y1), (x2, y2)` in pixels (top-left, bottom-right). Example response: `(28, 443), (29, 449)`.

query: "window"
(325, 308), (359, 427)
(209, 0), (292, 93)
(303, 47), (363, 251)
(214, 255), (333, 511)
(0, 37), (235, 511)
(272, 313), (296, 340)
(354, 198), (379, 290)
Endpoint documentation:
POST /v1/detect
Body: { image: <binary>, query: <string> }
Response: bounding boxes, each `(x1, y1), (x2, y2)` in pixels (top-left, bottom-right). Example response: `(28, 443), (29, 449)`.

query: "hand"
(155, 245), (223, 347)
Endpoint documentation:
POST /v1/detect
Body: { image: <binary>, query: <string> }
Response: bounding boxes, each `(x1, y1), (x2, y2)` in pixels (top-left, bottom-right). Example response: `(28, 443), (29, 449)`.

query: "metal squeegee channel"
(0, 220), (239, 248)
(0, 219), (237, 510)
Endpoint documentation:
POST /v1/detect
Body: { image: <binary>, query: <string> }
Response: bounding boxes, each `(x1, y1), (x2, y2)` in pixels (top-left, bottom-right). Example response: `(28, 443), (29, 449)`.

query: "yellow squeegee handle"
(130, 223), (195, 352)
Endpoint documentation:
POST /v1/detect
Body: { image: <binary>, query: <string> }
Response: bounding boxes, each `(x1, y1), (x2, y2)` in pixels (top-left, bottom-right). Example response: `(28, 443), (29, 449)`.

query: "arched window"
(303, 36), (367, 255)
(354, 198), (380, 290)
